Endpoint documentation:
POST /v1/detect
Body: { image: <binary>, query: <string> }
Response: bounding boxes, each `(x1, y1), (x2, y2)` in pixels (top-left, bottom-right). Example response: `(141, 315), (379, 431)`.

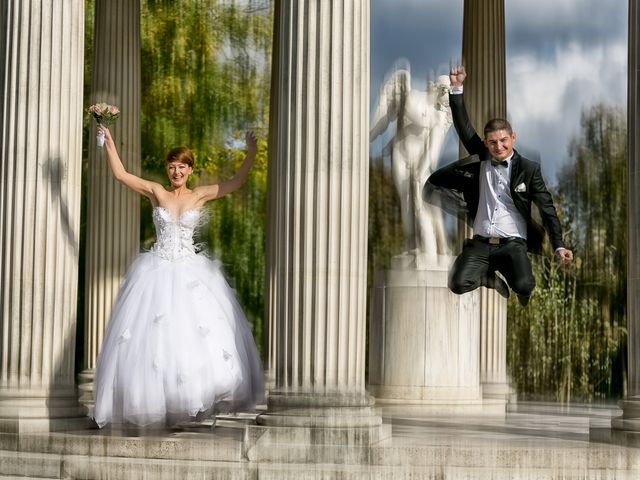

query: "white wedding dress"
(93, 207), (264, 428)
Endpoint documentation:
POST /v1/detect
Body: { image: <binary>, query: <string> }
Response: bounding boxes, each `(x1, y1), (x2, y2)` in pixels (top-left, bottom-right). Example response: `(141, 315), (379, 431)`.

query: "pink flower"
(88, 102), (120, 125)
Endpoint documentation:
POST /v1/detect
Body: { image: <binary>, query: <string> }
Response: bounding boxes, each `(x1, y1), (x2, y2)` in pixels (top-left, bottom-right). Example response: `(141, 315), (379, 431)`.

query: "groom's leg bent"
(494, 239), (535, 297)
(448, 238), (490, 294)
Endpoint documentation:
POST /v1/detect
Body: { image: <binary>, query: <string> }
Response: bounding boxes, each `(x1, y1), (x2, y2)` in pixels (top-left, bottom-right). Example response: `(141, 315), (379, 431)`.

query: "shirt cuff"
(555, 247), (566, 253)
(450, 85), (463, 95)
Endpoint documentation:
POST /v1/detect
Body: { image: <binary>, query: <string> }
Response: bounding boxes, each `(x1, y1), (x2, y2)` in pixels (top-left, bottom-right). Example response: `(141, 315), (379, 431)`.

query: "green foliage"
(139, 0), (273, 355)
(204, 135), (269, 350)
(507, 103), (627, 401)
(367, 156), (404, 291)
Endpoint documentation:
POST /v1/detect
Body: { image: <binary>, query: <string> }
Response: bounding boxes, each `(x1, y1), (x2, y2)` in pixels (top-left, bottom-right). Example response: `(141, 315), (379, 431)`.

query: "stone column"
(0, 0), (85, 432)
(261, 0), (379, 429)
(462, 0), (513, 401)
(77, 0), (141, 410)
(612, 0), (640, 433)
(264, 0), (282, 393)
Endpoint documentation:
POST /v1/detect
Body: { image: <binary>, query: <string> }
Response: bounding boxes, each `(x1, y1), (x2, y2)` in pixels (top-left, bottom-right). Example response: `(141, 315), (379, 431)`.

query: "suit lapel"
(509, 151), (531, 222)
(510, 152), (523, 192)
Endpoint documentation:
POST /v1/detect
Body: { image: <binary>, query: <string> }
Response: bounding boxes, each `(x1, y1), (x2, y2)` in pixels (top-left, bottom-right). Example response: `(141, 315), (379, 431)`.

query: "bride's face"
(166, 161), (193, 188)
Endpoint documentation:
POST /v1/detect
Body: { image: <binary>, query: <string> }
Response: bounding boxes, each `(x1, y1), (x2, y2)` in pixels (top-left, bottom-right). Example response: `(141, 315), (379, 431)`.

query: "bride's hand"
(98, 125), (113, 143)
(245, 131), (257, 155)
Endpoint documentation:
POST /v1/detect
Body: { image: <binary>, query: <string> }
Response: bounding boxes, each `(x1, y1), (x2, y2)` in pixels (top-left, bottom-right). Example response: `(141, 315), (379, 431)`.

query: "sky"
(370, 0), (628, 184)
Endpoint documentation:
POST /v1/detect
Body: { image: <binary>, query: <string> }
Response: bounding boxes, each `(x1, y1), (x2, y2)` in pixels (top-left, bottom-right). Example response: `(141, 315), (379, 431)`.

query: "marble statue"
(370, 62), (453, 268)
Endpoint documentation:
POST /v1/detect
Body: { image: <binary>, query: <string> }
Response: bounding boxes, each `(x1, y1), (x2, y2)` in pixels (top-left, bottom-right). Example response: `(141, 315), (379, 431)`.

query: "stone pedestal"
(368, 257), (505, 415)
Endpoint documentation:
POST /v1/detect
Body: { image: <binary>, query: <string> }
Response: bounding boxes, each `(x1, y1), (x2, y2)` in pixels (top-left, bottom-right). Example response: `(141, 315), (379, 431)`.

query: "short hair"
(483, 118), (513, 137)
(164, 147), (194, 168)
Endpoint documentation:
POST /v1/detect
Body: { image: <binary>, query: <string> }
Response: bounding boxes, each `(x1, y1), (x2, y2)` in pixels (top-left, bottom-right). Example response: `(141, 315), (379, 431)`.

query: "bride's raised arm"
(194, 131), (257, 202)
(98, 125), (163, 200)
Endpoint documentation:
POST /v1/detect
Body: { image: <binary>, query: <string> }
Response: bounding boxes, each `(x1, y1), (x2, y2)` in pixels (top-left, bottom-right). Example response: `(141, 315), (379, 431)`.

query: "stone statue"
(370, 62), (453, 268)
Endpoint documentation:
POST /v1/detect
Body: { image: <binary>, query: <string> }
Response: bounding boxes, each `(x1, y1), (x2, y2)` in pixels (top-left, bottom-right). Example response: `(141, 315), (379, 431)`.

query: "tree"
(507, 103), (627, 401)
(139, 0), (273, 354)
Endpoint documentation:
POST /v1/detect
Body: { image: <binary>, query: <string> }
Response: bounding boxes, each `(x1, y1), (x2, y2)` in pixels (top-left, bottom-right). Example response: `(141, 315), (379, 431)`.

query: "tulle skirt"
(93, 251), (264, 428)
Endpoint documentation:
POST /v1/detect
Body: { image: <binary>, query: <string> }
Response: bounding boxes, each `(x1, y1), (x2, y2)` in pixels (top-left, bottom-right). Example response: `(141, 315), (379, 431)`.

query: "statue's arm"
(370, 94), (395, 142)
(370, 68), (410, 142)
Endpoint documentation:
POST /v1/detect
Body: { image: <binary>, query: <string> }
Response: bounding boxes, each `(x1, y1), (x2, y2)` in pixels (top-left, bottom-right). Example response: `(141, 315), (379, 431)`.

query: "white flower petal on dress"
(198, 325), (210, 336)
(152, 357), (162, 371)
(153, 313), (165, 324)
(119, 329), (131, 343)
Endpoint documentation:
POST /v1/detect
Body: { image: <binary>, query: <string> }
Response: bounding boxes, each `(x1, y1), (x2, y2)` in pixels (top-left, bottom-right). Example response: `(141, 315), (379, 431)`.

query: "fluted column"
(264, 0), (282, 392)
(612, 0), (640, 433)
(78, 0), (141, 409)
(462, 0), (513, 401)
(0, 0), (85, 431)
(262, 0), (375, 427)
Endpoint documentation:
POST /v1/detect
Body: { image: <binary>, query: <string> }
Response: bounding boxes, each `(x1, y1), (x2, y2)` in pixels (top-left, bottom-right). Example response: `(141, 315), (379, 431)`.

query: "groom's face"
(484, 129), (516, 161)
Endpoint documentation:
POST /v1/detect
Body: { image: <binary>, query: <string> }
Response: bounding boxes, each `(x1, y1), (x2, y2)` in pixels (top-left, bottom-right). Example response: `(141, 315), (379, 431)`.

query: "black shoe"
(485, 272), (510, 299)
(517, 294), (530, 307)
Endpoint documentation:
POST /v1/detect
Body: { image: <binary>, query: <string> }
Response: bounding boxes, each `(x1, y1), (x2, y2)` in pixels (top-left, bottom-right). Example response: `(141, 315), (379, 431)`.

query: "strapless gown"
(93, 207), (264, 427)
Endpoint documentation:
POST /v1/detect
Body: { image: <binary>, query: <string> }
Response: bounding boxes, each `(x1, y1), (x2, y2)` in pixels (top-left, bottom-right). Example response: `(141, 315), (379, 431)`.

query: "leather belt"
(473, 235), (518, 245)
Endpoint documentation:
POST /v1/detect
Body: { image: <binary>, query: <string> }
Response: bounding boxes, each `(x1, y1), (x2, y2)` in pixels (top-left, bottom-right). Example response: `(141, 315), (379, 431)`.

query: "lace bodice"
(150, 207), (204, 260)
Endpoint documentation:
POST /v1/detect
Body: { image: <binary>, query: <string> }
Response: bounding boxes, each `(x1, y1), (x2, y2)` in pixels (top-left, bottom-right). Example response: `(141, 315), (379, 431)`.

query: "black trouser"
(448, 236), (535, 297)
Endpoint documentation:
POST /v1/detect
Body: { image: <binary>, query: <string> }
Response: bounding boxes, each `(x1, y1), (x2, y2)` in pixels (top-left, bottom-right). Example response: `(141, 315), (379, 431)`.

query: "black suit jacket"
(425, 93), (565, 254)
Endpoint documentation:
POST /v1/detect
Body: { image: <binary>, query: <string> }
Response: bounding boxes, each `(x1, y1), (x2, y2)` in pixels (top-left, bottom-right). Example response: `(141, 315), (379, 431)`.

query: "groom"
(425, 65), (573, 306)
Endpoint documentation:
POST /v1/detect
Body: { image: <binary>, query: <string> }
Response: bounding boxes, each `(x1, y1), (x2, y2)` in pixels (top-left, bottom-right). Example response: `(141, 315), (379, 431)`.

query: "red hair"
(164, 147), (194, 168)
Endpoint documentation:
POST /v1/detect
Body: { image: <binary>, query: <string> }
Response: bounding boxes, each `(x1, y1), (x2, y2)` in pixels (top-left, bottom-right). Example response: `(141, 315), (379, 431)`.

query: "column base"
(249, 389), (390, 463)
(481, 381), (517, 403)
(257, 389), (383, 428)
(371, 395), (506, 417)
(0, 387), (89, 433)
(77, 369), (95, 416)
(611, 397), (640, 433)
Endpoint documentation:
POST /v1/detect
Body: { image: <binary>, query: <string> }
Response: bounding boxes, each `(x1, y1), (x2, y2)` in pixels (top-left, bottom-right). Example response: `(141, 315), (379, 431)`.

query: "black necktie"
(492, 159), (508, 168)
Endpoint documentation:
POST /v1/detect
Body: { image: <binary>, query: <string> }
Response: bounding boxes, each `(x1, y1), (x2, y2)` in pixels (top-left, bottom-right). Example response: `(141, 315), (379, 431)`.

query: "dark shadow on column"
(43, 156), (80, 259)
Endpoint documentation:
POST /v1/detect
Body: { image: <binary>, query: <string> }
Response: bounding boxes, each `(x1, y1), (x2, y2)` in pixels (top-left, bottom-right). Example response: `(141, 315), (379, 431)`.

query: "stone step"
(255, 463), (639, 480)
(371, 442), (640, 470)
(245, 438), (640, 472)
(0, 476), (59, 480)
(3, 417), (640, 479)
(4, 449), (637, 480)
(0, 450), (62, 478)
(62, 454), (252, 480)
(0, 424), (246, 463)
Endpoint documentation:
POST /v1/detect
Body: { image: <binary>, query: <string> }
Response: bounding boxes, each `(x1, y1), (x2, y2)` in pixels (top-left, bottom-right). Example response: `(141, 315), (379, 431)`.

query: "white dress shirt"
(472, 156), (527, 239)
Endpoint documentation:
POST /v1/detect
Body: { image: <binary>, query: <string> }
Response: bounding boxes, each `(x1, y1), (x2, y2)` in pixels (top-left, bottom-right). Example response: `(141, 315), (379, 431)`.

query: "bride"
(92, 125), (264, 428)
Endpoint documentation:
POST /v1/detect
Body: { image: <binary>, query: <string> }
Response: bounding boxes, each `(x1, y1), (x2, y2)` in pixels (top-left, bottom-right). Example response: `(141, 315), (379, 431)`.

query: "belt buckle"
(489, 237), (500, 245)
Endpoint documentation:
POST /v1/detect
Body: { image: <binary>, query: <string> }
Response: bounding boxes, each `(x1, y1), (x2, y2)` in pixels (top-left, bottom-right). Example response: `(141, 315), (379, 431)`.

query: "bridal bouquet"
(88, 102), (120, 147)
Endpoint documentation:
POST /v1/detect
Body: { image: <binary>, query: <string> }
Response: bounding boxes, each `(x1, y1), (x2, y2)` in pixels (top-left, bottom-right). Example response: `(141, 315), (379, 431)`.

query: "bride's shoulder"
(146, 181), (172, 199)
(191, 182), (224, 204)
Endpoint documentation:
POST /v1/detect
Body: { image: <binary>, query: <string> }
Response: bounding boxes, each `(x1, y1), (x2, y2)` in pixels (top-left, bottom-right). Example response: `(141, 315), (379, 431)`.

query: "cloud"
(507, 40), (627, 181)
(505, 0), (627, 53)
